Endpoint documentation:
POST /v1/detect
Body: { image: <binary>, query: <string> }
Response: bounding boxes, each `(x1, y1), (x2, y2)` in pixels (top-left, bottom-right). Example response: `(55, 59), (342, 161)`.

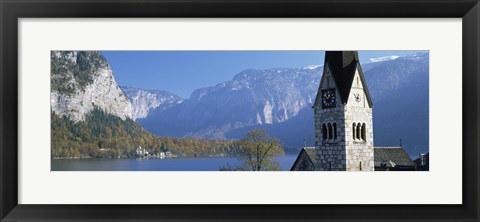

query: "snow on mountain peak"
(369, 56), (399, 63)
(403, 53), (429, 60)
(303, 64), (323, 70)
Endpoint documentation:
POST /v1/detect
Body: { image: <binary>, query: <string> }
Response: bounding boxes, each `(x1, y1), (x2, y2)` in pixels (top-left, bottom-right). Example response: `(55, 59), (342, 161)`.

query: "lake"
(51, 154), (298, 171)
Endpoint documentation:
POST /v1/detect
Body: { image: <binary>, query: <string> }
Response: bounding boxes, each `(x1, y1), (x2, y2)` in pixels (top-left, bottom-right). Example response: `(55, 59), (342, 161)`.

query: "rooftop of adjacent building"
(374, 147), (416, 167)
(292, 146), (416, 170)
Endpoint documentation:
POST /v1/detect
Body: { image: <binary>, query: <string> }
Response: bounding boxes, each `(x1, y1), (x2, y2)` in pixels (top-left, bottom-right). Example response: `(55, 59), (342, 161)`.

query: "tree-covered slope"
(52, 108), (239, 159)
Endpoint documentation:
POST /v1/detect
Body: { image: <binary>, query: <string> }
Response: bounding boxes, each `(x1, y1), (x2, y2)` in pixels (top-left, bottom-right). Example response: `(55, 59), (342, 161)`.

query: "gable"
(313, 64), (340, 107)
(354, 63), (373, 107)
(346, 67), (373, 108)
(290, 148), (317, 171)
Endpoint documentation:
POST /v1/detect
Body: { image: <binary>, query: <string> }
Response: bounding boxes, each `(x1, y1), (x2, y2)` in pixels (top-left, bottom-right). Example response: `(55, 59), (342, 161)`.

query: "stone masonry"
(313, 52), (374, 171)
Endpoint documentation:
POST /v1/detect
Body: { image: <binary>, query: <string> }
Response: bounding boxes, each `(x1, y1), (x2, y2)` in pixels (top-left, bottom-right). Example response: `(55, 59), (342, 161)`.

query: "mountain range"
(123, 53), (429, 157)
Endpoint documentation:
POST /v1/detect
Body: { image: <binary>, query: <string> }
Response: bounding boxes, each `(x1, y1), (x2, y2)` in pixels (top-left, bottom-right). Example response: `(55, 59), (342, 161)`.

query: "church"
(291, 51), (416, 171)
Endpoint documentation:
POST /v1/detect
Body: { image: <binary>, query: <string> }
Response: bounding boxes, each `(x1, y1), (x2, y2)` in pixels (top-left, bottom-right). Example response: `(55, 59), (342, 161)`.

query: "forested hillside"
(51, 108), (239, 158)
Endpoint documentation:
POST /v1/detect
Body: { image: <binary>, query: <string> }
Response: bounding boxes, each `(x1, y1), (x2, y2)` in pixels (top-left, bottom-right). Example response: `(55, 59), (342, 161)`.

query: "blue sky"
(102, 50), (425, 98)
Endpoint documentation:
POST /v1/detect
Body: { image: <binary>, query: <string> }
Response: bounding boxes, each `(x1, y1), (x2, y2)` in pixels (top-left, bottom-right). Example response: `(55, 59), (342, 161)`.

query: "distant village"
(52, 146), (179, 160)
(134, 146), (177, 159)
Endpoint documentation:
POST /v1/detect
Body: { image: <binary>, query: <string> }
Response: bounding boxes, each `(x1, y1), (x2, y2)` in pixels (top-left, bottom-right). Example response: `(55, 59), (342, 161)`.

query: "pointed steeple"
(325, 51), (359, 69)
(323, 51), (373, 107)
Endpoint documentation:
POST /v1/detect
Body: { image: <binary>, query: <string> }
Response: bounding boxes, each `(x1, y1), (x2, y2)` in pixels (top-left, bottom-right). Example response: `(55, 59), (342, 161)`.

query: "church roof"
(290, 147), (317, 170)
(303, 147), (317, 165)
(374, 147), (415, 168)
(314, 51), (373, 107)
(290, 147), (417, 171)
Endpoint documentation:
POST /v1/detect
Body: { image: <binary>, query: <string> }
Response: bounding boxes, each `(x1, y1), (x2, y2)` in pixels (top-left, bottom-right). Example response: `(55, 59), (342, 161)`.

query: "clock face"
(322, 89), (336, 109)
(354, 92), (362, 103)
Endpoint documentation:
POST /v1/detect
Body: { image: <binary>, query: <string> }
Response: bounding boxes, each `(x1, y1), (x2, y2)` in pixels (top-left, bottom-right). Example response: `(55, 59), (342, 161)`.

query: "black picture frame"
(1, 0), (479, 221)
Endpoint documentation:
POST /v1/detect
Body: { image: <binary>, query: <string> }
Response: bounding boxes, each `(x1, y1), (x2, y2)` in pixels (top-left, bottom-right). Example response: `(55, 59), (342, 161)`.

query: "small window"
(352, 123), (356, 140)
(333, 123), (337, 140)
(322, 124), (327, 140)
(328, 123), (333, 140)
(356, 123), (361, 140)
(361, 123), (366, 141)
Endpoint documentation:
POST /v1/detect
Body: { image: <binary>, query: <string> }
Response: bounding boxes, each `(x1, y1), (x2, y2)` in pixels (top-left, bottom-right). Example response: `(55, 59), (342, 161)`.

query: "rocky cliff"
(50, 51), (132, 122)
(121, 86), (184, 120)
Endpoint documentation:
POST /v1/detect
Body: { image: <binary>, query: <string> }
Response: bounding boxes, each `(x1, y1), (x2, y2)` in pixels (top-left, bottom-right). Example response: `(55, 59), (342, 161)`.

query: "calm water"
(51, 155), (298, 171)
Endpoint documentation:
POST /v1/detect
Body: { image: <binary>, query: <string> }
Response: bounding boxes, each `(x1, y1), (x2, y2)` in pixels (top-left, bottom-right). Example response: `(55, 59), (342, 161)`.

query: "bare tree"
(235, 129), (284, 171)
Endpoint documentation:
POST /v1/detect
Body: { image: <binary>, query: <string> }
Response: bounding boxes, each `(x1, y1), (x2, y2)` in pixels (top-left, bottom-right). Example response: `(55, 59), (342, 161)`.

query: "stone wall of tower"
(343, 108), (374, 171)
(314, 105), (346, 170)
(314, 65), (347, 171)
(314, 65), (374, 171)
(343, 69), (374, 171)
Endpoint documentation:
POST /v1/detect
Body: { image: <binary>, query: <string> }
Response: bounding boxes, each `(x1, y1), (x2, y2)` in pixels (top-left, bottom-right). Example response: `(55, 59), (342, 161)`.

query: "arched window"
(328, 123), (333, 140)
(356, 123), (361, 140)
(333, 123), (337, 140)
(359, 161), (362, 171)
(361, 123), (366, 141)
(352, 123), (356, 140)
(322, 124), (327, 140)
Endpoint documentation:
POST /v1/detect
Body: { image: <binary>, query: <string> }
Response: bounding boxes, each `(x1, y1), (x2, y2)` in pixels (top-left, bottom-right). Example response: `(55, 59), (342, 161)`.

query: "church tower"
(313, 51), (374, 171)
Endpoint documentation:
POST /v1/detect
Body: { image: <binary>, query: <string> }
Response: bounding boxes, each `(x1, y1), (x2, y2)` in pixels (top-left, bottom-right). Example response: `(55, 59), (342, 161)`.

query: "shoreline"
(51, 154), (295, 160)
(51, 155), (242, 160)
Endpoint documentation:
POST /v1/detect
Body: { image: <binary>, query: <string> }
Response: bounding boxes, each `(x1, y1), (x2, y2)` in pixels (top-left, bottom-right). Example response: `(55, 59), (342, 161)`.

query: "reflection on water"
(51, 155), (297, 171)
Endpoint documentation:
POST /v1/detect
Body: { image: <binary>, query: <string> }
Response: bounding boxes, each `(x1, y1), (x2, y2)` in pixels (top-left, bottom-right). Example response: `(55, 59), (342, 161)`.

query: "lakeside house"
(136, 146), (148, 157)
(135, 146), (175, 158)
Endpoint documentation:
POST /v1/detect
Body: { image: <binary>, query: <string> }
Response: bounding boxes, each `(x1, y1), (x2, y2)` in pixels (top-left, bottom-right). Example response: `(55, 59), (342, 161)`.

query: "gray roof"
(290, 147), (318, 170)
(303, 147), (318, 167)
(292, 146), (415, 170)
(374, 147), (415, 167)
